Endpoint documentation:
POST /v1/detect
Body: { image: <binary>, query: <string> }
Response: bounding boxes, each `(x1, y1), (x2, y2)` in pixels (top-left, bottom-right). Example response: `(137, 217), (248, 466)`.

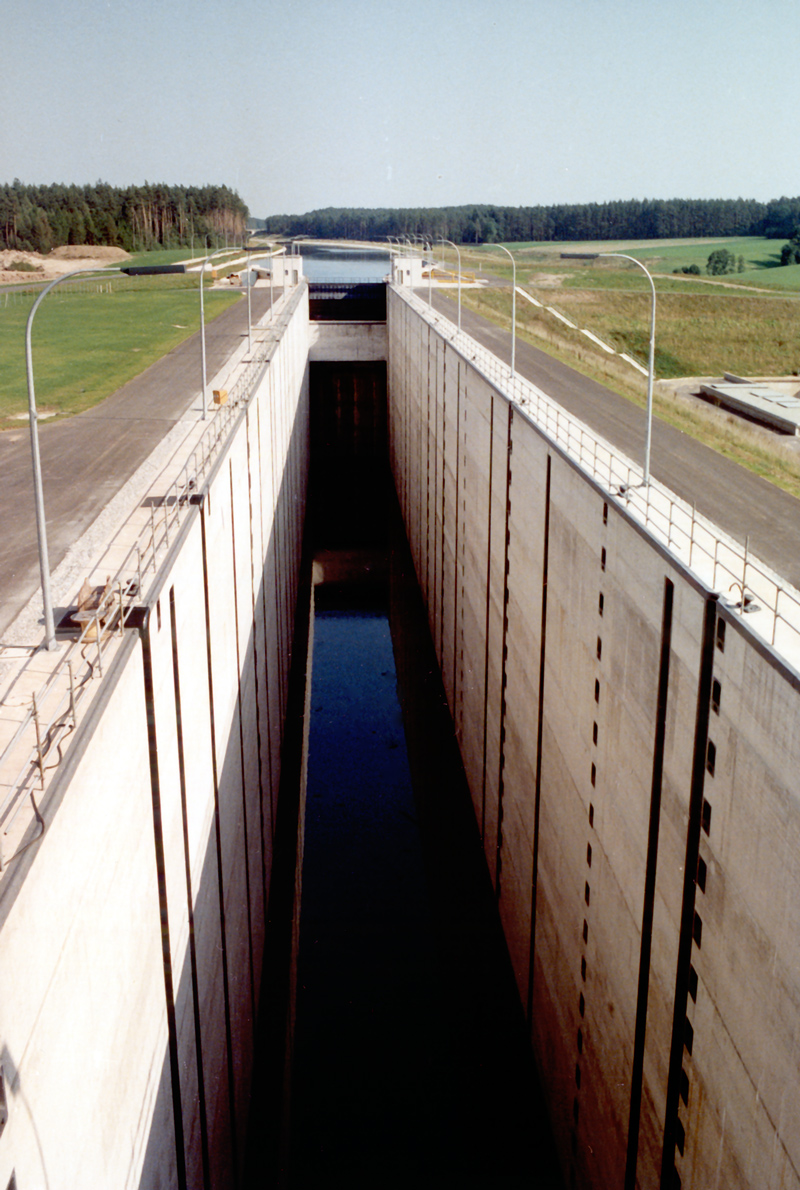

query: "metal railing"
(397, 285), (800, 665)
(0, 287), (304, 872)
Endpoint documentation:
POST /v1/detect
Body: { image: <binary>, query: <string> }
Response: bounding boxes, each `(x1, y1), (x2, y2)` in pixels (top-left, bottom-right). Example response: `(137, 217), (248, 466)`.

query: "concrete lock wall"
(0, 288), (310, 1190)
(387, 285), (800, 1190)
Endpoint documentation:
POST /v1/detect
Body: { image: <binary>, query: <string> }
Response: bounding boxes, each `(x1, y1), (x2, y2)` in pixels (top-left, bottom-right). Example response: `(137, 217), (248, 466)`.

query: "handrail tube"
(2, 286), (300, 840)
(397, 284), (799, 663)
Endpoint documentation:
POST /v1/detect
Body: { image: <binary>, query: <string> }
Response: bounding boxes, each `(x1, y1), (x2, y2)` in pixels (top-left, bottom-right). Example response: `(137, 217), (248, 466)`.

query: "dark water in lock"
(285, 539), (563, 1189)
(245, 271), (561, 1188)
(291, 609), (450, 1184)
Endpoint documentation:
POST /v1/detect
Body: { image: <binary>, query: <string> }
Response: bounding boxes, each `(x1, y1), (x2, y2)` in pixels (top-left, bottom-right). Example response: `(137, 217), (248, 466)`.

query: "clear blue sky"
(3, 0), (799, 219)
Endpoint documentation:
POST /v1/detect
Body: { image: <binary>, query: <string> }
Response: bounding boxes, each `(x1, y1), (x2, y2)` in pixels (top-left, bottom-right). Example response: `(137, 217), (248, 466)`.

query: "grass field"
(624, 238), (800, 291)
(0, 273), (241, 429)
(532, 287), (800, 378)
(123, 246), (245, 269)
(447, 239), (800, 378)
(450, 264), (800, 500)
(606, 237), (780, 271)
(454, 237), (800, 293)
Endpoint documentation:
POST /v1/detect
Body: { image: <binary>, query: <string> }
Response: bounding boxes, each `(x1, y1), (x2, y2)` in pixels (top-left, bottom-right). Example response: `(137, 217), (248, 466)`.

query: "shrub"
(706, 248), (736, 275)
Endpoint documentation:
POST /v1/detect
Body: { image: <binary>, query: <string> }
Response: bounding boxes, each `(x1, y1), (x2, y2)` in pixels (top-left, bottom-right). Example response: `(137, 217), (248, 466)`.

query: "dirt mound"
(50, 245), (130, 262)
(528, 272), (566, 288)
(0, 245), (131, 286)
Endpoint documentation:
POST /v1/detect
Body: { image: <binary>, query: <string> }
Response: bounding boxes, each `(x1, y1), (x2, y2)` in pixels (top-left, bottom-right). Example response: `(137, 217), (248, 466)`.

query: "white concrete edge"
(515, 287), (543, 308)
(620, 352), (649, 376)
(514, 285), (632, 365)
(546, 306), (578, 329)
(580, 328), (616, 354)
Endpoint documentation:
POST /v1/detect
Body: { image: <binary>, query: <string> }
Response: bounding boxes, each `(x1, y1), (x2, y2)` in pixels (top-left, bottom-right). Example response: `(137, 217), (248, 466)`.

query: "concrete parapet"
(387, 284), (800, 1190)
(0, 288), (310, 1188)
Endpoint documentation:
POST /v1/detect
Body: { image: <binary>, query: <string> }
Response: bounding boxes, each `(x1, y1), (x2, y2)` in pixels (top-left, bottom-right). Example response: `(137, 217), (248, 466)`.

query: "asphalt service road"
(0, 289), (276, 639)
(426, 289), (800, 593)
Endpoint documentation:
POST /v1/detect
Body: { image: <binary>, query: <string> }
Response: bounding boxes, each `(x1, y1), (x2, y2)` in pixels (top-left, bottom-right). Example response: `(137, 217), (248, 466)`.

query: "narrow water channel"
(291, 604), (447, 1182)
(284, 516), (563, 1189)
(246, 342), (561, 1188)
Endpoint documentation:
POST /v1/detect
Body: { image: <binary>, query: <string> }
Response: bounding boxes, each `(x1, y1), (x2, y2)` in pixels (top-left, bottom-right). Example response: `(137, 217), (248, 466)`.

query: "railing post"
(94, 610), (103, 677)
(689, 503), (696, 570)
(32, 692), (45, 789)
(713, 538), (720, 590)
(149, 504), (157, 565)
(68, 661), (77, 726)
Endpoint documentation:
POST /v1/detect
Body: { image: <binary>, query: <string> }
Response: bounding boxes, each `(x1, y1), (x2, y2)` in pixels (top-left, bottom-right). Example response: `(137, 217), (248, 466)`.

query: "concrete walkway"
(426, 289), (800, 593)
(0, 290), (277, 638)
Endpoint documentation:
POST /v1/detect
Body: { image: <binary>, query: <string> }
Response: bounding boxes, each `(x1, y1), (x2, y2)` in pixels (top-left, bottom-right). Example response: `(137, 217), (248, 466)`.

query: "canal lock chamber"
(245, 355), (562, 1188)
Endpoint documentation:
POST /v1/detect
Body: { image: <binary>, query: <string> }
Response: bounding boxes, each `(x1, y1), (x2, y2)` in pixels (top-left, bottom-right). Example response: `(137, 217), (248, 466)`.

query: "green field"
(623, 238), (800, 290)
(451, 239), (800, 378)
(458, 237), (800, 293)
(622, 237), (777, 270)
(444, 238), (800, 499)
(534, 288), (800, 378)
(0, 273), (241, 429)
(122, 246), (245, 269)
(455, 283), (800, 498)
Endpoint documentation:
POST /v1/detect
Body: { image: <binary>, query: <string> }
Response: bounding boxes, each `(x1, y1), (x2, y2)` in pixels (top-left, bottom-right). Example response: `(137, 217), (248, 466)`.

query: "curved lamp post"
(562, 251), (656, 486)
(439, 238), (462, 332)
(25, 262), (187, 650)
(240, 232), (273, 351)
(199, 246), (241, 419)
(496, 244), (517, 377)
(424, 238), (433, 307)
(242, 235), (258, 354)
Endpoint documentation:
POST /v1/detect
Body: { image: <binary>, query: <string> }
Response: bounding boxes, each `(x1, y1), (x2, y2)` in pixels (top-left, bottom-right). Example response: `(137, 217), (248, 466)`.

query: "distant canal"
(299, 244), (391, 282)
(248, 244), (391, 285)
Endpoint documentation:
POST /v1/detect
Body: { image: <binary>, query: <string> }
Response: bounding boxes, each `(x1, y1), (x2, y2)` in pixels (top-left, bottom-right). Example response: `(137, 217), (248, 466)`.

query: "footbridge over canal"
(1, 266), (799, 1190)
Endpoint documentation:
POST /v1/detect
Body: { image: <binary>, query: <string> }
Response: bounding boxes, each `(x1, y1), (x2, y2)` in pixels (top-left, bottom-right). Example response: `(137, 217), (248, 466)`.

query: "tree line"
(7, 184), (800, 254)
(0, 181), (249, 254)
(256, 196), (800, 244)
